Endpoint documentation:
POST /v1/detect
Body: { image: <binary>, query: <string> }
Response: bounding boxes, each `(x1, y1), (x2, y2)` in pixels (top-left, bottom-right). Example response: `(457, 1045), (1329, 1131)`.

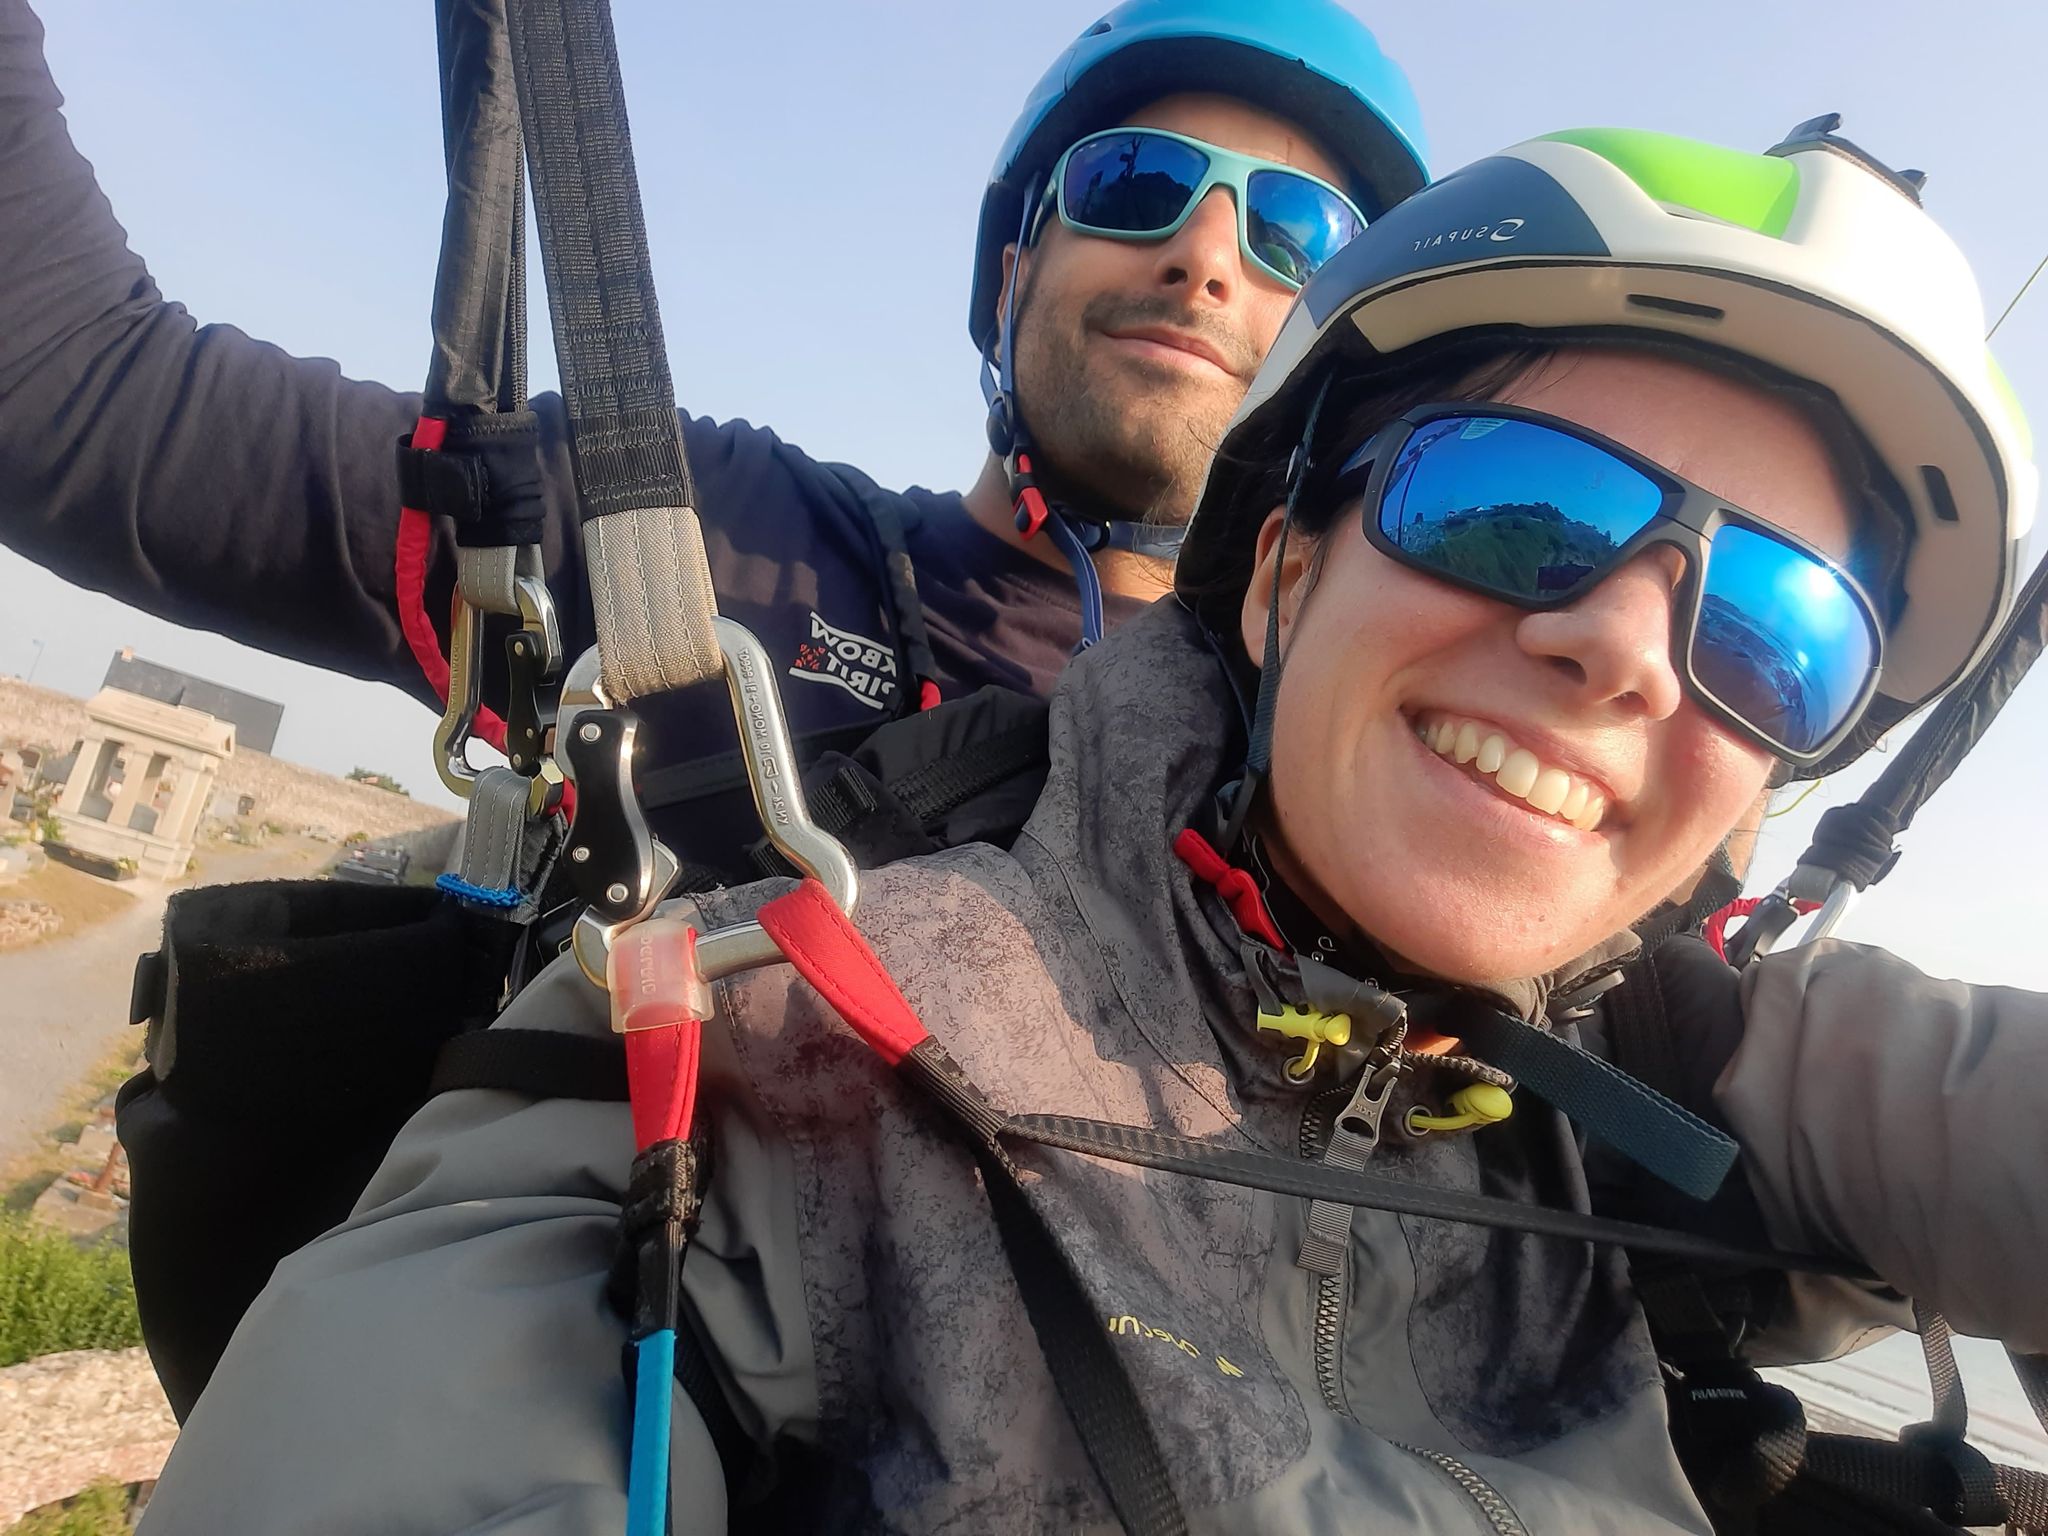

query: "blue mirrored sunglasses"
(1045, 127), (1366, 289)
(1330, 405), (1884, 761)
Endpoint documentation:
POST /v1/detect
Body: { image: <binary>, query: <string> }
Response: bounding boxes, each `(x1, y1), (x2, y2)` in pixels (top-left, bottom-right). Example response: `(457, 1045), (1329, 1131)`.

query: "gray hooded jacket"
(138, 603), (2048, 1535)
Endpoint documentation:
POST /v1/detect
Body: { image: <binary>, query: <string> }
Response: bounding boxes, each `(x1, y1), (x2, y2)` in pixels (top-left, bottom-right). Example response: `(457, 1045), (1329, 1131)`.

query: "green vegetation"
(4, 1480), (137, 1536)
(1398, 501), (1616, 594)
(0, 1215), (141, 1367)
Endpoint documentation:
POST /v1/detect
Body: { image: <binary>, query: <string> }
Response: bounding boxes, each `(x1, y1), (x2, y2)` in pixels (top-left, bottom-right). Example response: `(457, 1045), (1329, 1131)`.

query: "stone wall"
(0, 1348), (175, 1528)
(0, 679), (452, 845)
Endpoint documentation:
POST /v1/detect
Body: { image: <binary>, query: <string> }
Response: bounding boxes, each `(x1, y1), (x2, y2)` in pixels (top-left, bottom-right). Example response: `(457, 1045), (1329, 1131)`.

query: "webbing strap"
(1002, 1114), (1852, 1276)
(1447, 1005), (1739, 1201)
(427, 0), (527, 414)
(432, 1027), (634, 1101)
(505, 0), (719, 701)
(756, 881), (1188, 1536)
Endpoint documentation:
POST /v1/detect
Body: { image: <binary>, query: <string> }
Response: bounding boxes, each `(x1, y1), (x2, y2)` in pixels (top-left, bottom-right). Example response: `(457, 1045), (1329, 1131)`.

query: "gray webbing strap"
(583, 506), (721, 702)
(506, 0), (720, 703)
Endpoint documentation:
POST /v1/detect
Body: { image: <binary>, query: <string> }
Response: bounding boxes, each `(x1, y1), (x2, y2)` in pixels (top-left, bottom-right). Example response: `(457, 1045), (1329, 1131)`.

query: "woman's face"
(1240, 348), (1859, 984)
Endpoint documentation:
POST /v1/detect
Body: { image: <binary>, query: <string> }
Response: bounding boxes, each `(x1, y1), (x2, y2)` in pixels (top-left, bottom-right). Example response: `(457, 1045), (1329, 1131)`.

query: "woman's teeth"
(1417, 715), (1607, 831)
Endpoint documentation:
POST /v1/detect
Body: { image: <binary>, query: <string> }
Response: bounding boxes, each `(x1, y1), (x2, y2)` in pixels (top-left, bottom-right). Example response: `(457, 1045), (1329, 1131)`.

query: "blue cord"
(625, 1328), (676, 1536)
(434, 872), (524, 908)
(1042, 511), (1107, 650)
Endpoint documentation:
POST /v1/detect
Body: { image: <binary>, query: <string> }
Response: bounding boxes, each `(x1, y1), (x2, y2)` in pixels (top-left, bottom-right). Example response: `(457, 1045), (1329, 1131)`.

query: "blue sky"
(6, 0), (2047, 985)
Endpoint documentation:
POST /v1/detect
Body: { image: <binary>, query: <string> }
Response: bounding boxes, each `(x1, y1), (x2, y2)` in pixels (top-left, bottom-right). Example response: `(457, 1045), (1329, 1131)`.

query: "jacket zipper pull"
(1297, 1044), (1405, 1277)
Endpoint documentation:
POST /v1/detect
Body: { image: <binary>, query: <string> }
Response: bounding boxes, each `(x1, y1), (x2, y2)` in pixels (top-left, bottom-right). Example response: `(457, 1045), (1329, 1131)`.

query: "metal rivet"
(570, 845), (590, 864)
(605, 882), (629, 904)
(578, 722), (601, 743)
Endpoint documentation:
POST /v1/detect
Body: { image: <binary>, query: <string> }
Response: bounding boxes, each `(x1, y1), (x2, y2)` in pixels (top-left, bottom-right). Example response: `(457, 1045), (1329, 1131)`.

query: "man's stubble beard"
(1007, 269), (1254, 528)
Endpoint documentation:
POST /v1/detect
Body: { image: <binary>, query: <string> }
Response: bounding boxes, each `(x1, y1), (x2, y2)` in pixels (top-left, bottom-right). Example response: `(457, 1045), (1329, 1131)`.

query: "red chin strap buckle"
(1010, 452), (1050, 540)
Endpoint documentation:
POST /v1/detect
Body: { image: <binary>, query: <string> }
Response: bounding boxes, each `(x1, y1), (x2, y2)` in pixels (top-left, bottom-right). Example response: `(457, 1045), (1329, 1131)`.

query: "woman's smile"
(1406, 709), (1613, 831)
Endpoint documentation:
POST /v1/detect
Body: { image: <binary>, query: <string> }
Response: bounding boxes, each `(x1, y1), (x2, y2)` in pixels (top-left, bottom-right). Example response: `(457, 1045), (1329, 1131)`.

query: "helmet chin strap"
(1218, 374), (1337, 854)
(982, 175), (1185, 651)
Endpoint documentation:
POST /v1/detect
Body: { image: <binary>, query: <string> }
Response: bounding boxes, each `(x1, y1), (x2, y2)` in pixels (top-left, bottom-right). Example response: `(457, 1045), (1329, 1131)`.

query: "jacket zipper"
(1295, 1046), (1401, 1418)
(1296, 1060), (1528, 1536)
(1391, 1440), (1530, 1536)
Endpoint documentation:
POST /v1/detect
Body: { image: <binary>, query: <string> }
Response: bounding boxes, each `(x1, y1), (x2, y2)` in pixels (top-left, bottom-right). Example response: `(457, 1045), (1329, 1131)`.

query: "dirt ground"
(0, 860), (144, 953)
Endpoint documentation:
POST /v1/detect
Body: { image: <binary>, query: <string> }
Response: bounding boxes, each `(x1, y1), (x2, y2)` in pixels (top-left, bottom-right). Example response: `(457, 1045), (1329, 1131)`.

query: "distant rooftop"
(102, 650), (284, 754)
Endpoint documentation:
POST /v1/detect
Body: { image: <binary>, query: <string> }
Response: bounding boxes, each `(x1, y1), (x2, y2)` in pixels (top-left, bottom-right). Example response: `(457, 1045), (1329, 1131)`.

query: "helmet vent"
(1921, 465), (1962, 524)
(1627, 293), (1725, 323)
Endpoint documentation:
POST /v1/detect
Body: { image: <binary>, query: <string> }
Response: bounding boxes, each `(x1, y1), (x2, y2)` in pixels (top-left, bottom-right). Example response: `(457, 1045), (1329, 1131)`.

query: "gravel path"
(0, 840), (323, 1165)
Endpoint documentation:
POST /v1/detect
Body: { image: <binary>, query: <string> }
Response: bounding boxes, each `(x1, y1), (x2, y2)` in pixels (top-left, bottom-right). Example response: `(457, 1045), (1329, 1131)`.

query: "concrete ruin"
(52, 689), (234, 880)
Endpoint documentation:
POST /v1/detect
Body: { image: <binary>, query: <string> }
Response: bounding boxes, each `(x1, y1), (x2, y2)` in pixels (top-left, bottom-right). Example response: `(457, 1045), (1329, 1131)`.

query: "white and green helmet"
(1178, 116), (2037, 745)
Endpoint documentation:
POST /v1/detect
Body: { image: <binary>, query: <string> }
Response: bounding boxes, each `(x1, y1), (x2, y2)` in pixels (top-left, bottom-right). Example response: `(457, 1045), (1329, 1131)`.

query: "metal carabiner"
(434, 595), (489, 798)
(561, 618), (858, 987)
(435, 547), (564, 798)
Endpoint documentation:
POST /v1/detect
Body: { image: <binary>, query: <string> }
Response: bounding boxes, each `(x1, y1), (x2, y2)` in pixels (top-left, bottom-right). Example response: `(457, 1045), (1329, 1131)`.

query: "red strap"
(918, 679), (942, 712)
(393, 414), (511, 755)
(1172, 829), (1286, 951)
(757, 879), (929, 1067)
(1702, 895), (1819, 962)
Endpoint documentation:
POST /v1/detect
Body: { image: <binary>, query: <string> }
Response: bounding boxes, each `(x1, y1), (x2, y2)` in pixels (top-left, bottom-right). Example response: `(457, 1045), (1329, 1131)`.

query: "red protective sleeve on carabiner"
(611, 920), (709, 1148)
(757, 880), (930, 1067)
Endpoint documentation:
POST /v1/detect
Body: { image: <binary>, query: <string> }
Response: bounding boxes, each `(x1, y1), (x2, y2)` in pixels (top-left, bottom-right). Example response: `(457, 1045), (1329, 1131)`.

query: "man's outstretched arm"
(0, 0), (578, 707)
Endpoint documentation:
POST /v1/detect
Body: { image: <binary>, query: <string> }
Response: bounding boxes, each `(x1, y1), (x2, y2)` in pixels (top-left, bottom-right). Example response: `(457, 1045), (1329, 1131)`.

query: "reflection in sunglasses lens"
(1063, 133), (1210, 233)
(1379, 418), (1662, 599)
(1695, 524), (1873, 754)
(1245, 169), (1361, 283)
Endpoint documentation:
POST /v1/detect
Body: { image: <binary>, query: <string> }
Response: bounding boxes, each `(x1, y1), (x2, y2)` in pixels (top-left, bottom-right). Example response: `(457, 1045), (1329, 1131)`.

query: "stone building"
(53, 689), (234, 879)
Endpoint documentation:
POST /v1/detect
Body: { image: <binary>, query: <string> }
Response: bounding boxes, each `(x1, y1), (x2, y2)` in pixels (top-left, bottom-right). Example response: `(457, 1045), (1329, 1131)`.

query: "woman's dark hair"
(1190, 334), (1913, 630)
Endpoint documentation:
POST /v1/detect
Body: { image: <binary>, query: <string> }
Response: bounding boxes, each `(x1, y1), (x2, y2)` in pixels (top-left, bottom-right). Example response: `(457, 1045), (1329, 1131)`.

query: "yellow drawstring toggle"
(1405, 1083), (1514, 1135)
(1256, 1005), (1352, 1081)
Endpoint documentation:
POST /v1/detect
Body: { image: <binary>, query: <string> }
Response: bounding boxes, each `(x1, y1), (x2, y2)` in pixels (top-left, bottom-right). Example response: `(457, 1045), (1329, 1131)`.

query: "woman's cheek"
(1637, 719), (1775, 895)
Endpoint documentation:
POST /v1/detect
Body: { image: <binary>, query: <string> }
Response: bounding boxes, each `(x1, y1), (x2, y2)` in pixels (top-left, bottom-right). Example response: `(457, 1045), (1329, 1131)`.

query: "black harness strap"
(505, 0), (693, 522)
(887, 716), (1052, 826)
(428, 1030), (1858, 1277)
(902, 1040), (1189, 1536)
(431, 1027), (635, 1101)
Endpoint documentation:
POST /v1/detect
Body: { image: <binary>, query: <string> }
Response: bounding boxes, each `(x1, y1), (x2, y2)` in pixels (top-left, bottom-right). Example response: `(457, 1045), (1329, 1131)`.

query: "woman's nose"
(1513, 546), (1687, 721)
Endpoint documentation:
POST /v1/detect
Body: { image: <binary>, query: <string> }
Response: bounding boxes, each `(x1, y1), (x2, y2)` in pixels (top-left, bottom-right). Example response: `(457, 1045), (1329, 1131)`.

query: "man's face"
(1001, 93), (1347, 525)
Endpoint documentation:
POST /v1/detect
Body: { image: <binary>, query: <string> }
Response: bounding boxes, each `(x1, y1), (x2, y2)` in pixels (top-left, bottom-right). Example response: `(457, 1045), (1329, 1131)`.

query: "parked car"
(330, 844), (410, 885)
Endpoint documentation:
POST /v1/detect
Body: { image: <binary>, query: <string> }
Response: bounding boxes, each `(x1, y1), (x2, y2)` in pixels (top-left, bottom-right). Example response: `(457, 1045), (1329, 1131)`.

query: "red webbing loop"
(1172, 829), (1286, 951)
(757, 880), (929, 1067)
(394, 414), (511, 754)
(1703, 895), (1819, 962)
(625, 1023), (699, 1150)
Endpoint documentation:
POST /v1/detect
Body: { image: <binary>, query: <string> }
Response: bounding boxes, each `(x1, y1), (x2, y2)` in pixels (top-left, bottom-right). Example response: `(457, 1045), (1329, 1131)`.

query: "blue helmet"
(967, 0), (1430, 351)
